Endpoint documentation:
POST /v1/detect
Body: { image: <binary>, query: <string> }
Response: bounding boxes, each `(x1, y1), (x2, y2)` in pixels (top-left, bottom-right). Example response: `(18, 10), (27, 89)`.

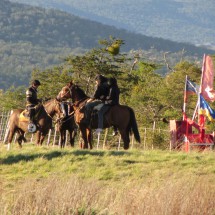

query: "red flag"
(201, 55), (215, 101)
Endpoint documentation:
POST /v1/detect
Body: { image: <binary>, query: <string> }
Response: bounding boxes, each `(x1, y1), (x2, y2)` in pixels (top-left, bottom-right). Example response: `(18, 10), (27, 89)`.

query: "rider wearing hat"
(26, 79), (41, 124)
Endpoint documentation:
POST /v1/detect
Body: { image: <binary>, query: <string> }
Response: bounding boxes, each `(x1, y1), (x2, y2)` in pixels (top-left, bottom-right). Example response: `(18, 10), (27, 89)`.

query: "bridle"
(43, 99), (63, 123)
(58, 85), (72, 100)
(58, 84), (89, 115)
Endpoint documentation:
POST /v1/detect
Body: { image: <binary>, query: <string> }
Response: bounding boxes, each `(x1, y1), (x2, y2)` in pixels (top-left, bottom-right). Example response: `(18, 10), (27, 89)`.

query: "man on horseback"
(84, 74), (109, 126)
(96, 77), (120, 135)
(26, 80), (41, 128)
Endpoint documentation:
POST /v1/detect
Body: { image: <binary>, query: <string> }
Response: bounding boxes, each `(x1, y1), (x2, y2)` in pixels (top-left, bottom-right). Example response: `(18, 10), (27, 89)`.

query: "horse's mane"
(74, 85), (88, 99)
(43, 98), (54, 104)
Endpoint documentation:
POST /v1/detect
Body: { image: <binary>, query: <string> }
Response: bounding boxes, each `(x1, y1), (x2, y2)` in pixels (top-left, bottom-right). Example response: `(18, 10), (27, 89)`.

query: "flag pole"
(200, 54), (206, 95)
(183, 75), (188, 120)
(198, 54), (206, 139)
(193, 54), (206, 121)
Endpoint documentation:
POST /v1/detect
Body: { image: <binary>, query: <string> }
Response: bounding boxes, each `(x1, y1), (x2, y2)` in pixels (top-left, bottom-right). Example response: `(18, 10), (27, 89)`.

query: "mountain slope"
(0, 0), (213, 89)
(9, 0), (215, 48)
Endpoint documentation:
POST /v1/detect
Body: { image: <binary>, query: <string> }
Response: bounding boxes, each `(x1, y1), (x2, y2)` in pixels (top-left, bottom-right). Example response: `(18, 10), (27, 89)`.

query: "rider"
(26, 79), (41, 125)
(96, 77), (120, 135)
(84, 74), (109, 126)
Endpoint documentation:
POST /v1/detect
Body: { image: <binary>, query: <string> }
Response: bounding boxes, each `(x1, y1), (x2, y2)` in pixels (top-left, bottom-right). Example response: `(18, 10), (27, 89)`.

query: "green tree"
(0, 86), (26, 110)
(127, 61), (166, 128)
(163, 61), (201, 120)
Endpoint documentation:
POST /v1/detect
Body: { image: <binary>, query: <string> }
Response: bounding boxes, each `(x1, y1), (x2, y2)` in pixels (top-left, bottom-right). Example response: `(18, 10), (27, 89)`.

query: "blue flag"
(199, 94), (215, 121)
(186, 78), (199, 94)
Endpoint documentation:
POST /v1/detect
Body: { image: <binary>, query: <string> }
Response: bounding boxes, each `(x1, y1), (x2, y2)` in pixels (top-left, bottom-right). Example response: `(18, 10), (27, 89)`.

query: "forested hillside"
(9, 0), (215, 48)
(0, 0), (213, 89)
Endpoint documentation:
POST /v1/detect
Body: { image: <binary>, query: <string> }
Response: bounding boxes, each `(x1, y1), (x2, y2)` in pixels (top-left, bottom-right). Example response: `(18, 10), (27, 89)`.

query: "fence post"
(117, 135), (121, 151)
(103, 128), (108, 149)
(47, 129), (52, 146)
(53, 128), (57, 146)
(143, 128), (147, 150)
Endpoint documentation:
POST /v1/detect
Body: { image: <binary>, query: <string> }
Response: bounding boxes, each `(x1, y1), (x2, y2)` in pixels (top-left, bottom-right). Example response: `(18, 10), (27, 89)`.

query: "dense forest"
(0, 0), (214, 89)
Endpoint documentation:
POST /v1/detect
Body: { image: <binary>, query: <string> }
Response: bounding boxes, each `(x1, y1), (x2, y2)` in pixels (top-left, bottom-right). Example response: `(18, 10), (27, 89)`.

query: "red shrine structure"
(170, 55), (215, 152)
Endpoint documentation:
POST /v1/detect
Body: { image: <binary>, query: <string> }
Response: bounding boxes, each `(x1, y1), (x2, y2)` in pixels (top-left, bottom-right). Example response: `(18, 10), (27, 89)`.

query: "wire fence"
(0, 111), (171, 150)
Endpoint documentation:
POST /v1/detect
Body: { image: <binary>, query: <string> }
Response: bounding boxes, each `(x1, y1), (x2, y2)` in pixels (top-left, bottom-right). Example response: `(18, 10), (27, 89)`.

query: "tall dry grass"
(1, 174), (214, 215)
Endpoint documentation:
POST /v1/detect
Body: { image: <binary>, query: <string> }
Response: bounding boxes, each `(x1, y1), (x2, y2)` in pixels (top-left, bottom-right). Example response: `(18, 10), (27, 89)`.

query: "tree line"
(1, 37), (214, 132)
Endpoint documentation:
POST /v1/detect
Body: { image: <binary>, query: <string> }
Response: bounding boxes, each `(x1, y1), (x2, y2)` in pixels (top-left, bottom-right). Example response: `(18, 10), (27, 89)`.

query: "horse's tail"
(128, 107), (141, 143)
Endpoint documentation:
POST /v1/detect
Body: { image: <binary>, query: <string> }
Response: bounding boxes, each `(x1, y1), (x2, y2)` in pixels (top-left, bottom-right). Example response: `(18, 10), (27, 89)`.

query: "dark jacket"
(26, 86), (40, 106)
(106, 78), (120, 105)
(93, 75), (109, 101)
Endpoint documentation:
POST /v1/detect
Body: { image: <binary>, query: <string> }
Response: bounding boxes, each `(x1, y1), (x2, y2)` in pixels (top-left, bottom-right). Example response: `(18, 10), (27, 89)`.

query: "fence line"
(0, 110), (171, 150)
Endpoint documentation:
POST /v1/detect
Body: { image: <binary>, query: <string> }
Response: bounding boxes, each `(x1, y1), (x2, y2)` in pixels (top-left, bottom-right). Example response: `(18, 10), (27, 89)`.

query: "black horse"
(56, 102), (78, 148)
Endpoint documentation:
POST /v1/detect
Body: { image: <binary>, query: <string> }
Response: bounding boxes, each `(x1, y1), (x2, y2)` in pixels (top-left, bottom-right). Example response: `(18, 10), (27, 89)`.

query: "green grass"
(1, 143), (215, 184)
(0, 143), (215, 214)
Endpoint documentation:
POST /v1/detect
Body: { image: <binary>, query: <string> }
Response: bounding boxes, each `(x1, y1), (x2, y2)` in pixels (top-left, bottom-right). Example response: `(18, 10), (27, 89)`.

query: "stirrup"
(28, 123), (37, 133)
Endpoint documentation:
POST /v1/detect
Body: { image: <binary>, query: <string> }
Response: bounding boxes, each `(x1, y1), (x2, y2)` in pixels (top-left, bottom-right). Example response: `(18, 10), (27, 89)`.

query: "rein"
(43, 99), (62, 123)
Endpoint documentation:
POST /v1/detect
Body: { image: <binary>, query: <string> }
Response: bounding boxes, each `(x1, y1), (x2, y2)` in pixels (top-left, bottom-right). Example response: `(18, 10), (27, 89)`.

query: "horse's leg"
(16, 129), (27, 148)
(118, 128), (130, 150)
(39, 134), (46, 146)
(35, 131), (41, 146)
(69, 130), (75, 147)
(17, 134), (23, 148)
(79, 126), (89, 149)
(7, 128), (16, 151)
(70, 124), (77, 147)
(86, 128), (93, 149)
(60, 130), (66, 148)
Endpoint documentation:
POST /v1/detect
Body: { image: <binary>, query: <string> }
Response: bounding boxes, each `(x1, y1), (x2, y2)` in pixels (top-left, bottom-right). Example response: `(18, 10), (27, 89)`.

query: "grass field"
(0, 143), (215, 214)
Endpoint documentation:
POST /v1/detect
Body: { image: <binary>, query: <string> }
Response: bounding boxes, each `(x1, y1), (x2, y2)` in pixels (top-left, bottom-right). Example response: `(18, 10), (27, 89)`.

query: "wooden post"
(131, 133), (134, 149)
(103, 128), (108, 149)
(96, 133), (100, 149)
(143, 128), (147, 150)
(53, 128), (57, 146)
(117, 135), (121, 151)
(47, 129), (52, 146)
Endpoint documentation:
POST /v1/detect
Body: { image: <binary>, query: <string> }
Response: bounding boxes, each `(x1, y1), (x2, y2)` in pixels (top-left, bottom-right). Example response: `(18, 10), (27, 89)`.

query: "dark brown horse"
(56, 102), (78, 148)
(5, 98), (62, 150)
(57, 81), (141, 150)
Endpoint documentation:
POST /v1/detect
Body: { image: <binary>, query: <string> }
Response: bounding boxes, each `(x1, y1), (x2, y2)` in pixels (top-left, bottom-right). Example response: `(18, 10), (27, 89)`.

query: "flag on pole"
(183, 76), (199, 120)
(201, 55), (215, 101)
(186, 78), (199, 94)
(199, 94), (215, 121)
(184, 77), (199, 103)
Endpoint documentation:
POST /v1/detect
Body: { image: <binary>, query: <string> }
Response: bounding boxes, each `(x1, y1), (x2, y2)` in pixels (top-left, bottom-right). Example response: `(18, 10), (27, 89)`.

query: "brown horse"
(57, 81), (141, 150)
(5, 98), (62, 150)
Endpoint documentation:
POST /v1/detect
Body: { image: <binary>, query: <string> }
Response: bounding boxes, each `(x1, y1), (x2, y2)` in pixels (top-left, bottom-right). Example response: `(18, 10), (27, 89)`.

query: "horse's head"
(43, 98), (63, 118)
(57, 81), (88, 103)
(57, 81), (73, 101)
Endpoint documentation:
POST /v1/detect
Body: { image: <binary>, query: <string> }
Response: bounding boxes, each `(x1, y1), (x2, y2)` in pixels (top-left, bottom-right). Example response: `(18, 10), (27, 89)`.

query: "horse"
(5, 98), (62, 150)
(56, 81), (141, 150)
(56, 102), (78, 148)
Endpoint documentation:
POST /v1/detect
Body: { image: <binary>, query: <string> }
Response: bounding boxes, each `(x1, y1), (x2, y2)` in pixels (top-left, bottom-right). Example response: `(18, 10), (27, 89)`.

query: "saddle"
(19, 110), (30, 122)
